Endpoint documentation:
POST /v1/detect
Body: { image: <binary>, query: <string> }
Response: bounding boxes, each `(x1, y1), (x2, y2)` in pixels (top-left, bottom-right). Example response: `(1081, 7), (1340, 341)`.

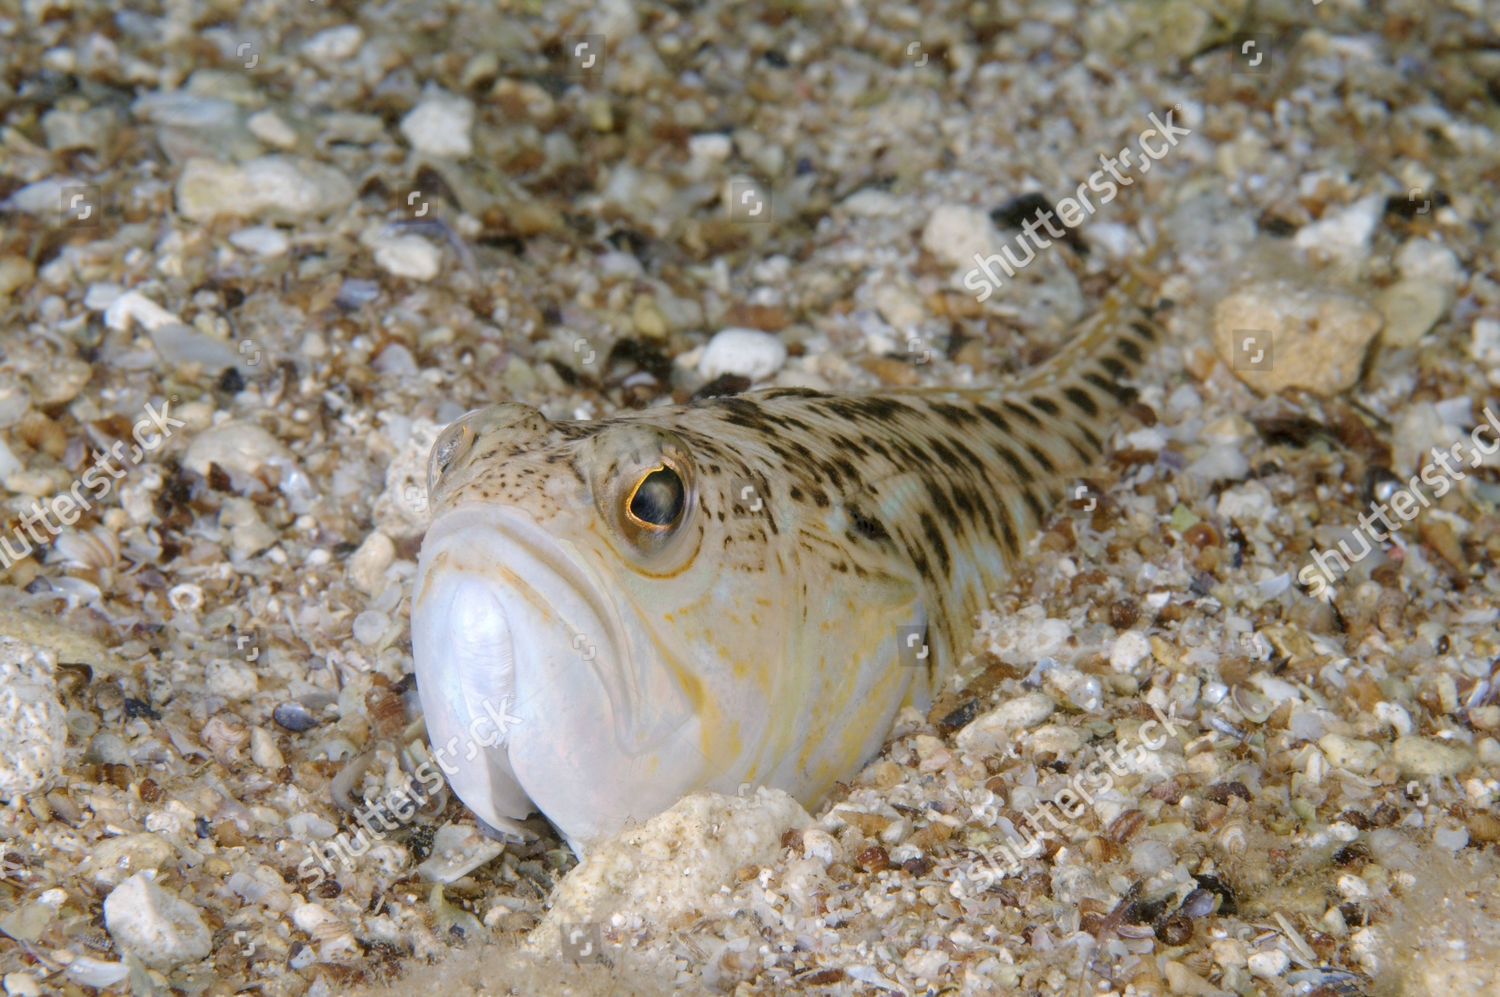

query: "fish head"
(411, 403), (754, 845)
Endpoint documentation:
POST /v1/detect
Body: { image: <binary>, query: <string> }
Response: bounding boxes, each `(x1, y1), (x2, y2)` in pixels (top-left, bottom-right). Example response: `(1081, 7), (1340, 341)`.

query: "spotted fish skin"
(411, 285), (1160, 849)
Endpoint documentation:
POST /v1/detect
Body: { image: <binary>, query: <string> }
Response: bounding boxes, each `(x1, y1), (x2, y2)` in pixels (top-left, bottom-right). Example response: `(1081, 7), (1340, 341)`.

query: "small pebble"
(182, 422), (293, 481)
(103, 872), (212, 969)
(698, 328), (787, 383)
(1393, 735), (1474, 777)
(921, 203), (998, 269)
(103, 290), (181, 332)
(302, 24), (364, 61)
(150, 322), (241, 371)
(417, 824), (505, 883)
(246, 109), (298, 149)
(2, 973), (42, 997)
(348, 531), (396, 595)
(1292, 194), (1383, 263)
(335, 277), (382, 310)
(1470, 317), (1500, 371)
(373, 234), (442, 281)
(228, 225), (290, 257)
(400, 87), (475, 158)
(273, 701), (319, 733)
(953, 691), (1055, 753)
(41, 106), (116, 151)
(1376, 279), (1448, 347)
(249, 727), (283, 769)
(352, 610), (390, 646)
(175, 155), (355, 222)
(1109, 630), (1152, 674)
(1246, 948), (1290, 979)
(1212, 280), (1383, 395)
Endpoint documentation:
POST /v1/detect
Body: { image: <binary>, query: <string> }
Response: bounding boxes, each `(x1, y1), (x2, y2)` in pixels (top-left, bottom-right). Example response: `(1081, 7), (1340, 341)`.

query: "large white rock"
(103, 872), (212, 969)
(0, 637), (66, 798)
(532, 787), (811, 951)
(1212, 280), (1383, 395)
(697, 327), (787, 382)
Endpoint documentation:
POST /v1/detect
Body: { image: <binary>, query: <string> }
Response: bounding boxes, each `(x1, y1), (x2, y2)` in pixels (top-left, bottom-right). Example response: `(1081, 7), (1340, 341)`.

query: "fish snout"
(411, 560), (535, 831)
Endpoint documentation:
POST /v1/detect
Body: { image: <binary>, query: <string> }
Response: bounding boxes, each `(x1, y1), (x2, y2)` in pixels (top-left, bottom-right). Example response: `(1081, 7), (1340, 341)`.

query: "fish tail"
(1016, 230), (1166, 397)
(1002, 237), (1167, 476)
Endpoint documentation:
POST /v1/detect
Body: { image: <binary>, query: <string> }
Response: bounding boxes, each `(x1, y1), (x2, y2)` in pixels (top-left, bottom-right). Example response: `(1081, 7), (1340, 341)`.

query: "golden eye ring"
(624, 463), (686, 530)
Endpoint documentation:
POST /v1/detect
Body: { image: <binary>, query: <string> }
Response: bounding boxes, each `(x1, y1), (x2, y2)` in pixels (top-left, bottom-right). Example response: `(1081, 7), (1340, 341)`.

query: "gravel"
(2, 0), (1499, 995)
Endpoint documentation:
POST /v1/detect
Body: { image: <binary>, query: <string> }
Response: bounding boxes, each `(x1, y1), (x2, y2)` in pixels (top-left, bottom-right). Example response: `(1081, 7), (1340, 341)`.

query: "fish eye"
(428, 422), (474, 495)
(625, 465), (685, 529)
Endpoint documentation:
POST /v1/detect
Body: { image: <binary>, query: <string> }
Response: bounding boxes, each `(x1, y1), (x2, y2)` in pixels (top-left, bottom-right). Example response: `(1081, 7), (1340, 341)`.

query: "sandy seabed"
(2, 0), (1500, 994)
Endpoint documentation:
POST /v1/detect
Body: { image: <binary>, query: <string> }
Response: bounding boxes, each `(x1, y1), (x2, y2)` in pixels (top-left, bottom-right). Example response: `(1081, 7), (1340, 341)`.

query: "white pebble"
(1109, 630), (1152, 674)
(175, 155), (354, 222)
(205, 659), (259, 700)
(920, 203), (998, 269)
(1129, 838), (1174, 876)
(249, 727), (283, 770)
(1433, 824), (1470, 850)
(286, 812), (338, 839)
(150, 323), (241, 370)
(399, 88), (474, 158)
(246, 109), (298, 149)
(1246, 949), (1290, 979)
(302, 24), (364, 61)
(1185, 443), (1250, 484)
(102, 290), (180, 332)
(953, 692), (1055, 754)
(1395, 237), (1460, 286)
(348, 531), (396, 596)
(1471, 317), (1500, 370)
(103, 872), (212, 969)
(352, 610), (390, 646)
(1374, 701), (1413, 736)
(0, 638), (66, 797)
(687, 132), (732, 164)
(1216, 482), (1276, 524)
(840, 188), (904, 217)
(228, 225), (289, 257)
(1292, 194), (1383, 263)
(698, 327), (787, 382)
(373, 234), (442, 281)
(2, 972), (43, 996)
(3, 176), (87, 215)
(183, 422), (292, 481)
(417, 823), (505, 883)
(1337, 872), (1370, 899)
(0, 388), (24, 431)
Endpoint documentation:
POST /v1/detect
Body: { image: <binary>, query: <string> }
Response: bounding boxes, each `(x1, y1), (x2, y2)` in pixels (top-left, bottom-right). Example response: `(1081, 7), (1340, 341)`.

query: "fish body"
(411, 287), (1159, 849)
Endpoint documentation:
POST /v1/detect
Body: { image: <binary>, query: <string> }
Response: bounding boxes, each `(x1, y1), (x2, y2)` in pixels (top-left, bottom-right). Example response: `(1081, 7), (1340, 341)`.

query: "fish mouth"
(411, 505), (667, 836)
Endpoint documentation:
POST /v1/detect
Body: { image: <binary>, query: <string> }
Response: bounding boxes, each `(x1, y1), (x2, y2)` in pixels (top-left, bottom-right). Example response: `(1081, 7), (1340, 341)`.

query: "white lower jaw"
(412, 505), (707, 848)
(410, 564), (533, 830)
(412, 509), (596, 828)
